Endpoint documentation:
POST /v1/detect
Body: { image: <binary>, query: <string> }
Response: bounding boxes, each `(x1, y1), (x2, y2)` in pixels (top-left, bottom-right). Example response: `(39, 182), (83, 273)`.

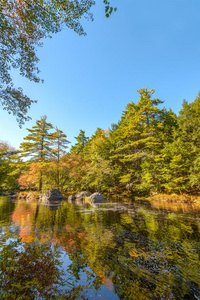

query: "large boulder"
(41, 189), (65, 204)
(75, 191), (92, 199)
(90, 192), (105, 204)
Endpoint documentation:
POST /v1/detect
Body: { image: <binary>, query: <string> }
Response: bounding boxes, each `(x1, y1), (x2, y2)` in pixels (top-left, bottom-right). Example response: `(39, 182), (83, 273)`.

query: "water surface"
(0, 196), (200, 299)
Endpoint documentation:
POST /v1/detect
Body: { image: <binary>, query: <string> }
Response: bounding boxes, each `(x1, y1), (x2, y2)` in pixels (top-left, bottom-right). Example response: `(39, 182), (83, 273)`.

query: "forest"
(1, 87), (200, 198)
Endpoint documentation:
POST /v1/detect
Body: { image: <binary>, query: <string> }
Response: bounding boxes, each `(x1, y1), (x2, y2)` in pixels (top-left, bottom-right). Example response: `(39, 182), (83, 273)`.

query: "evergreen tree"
(71, 130), (89, 155)
(84, 129), (113, 192)
(163, 94), (200, 192)
(49, 127), (70, 190)
(19, 116), (53, 191)
(111, 88), (164, 193)
(139, 108), (178, 192)
(50, 127), (70, 163)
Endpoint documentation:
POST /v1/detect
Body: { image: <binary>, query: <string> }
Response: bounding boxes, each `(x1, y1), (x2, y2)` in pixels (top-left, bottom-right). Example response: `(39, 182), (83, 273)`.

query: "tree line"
(1, 87), (200, 196)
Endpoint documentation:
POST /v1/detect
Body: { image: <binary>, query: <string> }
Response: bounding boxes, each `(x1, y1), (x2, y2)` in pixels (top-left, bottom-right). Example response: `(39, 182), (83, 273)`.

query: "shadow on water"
(0, 196), (200, 299)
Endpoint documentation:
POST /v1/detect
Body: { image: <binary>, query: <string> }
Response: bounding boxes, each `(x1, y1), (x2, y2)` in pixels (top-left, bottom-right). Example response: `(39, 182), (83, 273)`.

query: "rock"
(10, 193), (17, 199)
(90, 192), (105, 204)
(76, 198), (85, 206)
(68, 195), (76, 203)
(41, 189), (65, 204)
(26, 193), (39, 202)
(75, 191), (92, 199)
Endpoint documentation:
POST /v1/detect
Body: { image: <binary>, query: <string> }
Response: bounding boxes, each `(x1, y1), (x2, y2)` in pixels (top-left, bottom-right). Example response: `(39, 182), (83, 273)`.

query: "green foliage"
(0, 141), (20, 193)
(103, 0), (117, 18)
(110, 88), (164, 193)
(71, 130), (89, 155)
(0, 0), (117, 126)
(3, 88), (200, 196)
(50, 127), (70, 162)
(20, 115), (53, 161)
(83, 128), (114, 191)
(19, 116), (71, 192)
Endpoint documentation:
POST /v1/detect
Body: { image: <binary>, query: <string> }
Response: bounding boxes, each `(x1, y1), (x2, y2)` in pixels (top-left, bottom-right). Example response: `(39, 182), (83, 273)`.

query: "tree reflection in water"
(0, 196), (199, 299)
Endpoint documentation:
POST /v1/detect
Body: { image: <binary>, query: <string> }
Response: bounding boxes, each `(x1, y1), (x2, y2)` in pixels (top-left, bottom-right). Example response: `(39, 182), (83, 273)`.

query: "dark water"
(0, 196), (200, 299)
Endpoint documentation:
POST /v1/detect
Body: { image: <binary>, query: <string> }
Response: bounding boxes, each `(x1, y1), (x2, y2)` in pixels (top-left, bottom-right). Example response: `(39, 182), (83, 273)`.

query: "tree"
(162, 94), (200, 193)
(18, 162), (41, 190)
(111, 88), (164, 193)
(71, 130), (89, 155)
(84, 129), (113, 192)
(0, 141), (20, 193)
(0, 0), (116, 126)
(139, 108), (178, 192)
(49, 127), (70, 190)
(19, 115), (53, 191)
(50, 127), (70, 162)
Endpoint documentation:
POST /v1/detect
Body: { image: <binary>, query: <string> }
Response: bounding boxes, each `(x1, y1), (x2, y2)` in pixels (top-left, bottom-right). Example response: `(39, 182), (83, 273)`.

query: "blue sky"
(1, 0), (200, 150)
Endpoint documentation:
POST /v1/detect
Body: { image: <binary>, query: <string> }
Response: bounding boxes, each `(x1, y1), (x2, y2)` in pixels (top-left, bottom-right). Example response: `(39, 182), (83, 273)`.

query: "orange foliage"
(19, 226), (31, 243)
(65, 225), (73, 232)
(105, 278), (113, 291)
(18, 162), (41, 189)
(12, 202), (36, 242)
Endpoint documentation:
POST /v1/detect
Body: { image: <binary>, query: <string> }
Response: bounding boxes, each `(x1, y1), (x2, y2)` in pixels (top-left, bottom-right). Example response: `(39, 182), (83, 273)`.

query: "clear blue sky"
(1, 0), (200, 150)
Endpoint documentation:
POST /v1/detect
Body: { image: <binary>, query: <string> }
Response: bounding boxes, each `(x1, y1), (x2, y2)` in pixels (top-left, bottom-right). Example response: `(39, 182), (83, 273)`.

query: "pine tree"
(19, 116), (53, 191)
(84, 129), (113, 192)
(164, 94), (200, 192)
(71, 130), (89, 155)
(49, 127), (70, 190)
(111, 88), (164, 193)
(139, 108), (178, 192)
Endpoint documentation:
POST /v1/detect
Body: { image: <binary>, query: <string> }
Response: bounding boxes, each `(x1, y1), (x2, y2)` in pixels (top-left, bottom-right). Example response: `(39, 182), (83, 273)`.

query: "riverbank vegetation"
(0, 88), (200, 200)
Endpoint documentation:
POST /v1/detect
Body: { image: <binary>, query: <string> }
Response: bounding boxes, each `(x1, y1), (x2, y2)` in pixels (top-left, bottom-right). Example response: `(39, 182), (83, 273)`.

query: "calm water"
(0, 196), (200, 299)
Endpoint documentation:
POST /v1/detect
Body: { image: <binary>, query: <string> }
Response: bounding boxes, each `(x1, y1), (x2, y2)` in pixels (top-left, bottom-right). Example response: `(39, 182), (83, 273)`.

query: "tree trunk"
(39, 171), (42, 192)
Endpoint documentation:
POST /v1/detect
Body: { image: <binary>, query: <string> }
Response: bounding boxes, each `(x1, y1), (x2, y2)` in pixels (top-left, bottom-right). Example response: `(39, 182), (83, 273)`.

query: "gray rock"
(76, 198), (85, 206)
(10, 193), (17, 199)
(26, 193), (39, 202)
(68, 195), (76, 203)
(90, 192), (105, 204)
(75, 191), (92, 199)
(41, 189), (65, 204)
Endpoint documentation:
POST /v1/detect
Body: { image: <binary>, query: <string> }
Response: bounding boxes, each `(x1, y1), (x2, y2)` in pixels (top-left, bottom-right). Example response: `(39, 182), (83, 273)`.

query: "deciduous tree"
(0, 0), (116, 125)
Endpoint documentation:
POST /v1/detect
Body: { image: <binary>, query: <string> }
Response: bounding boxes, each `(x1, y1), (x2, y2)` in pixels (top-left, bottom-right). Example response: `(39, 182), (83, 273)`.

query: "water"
(0, 196), (200, 299)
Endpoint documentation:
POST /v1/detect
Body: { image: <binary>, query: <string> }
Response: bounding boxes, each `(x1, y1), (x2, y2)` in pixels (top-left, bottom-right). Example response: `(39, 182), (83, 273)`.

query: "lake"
(0, 196), (200, 299)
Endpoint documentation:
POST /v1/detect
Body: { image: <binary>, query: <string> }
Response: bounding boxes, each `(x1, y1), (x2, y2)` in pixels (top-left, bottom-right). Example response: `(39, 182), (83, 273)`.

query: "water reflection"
(0, 196), (200, 299)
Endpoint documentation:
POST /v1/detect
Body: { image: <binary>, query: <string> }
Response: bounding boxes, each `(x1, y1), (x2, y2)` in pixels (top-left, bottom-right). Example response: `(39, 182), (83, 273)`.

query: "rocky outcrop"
(90, 192), (105, 204)
(75, 191), (92, 199)
(41, 189), (65, 204)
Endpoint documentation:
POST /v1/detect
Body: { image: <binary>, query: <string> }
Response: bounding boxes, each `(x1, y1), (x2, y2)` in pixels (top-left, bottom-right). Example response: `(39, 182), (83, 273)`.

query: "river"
(0, 196), (200, 299)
